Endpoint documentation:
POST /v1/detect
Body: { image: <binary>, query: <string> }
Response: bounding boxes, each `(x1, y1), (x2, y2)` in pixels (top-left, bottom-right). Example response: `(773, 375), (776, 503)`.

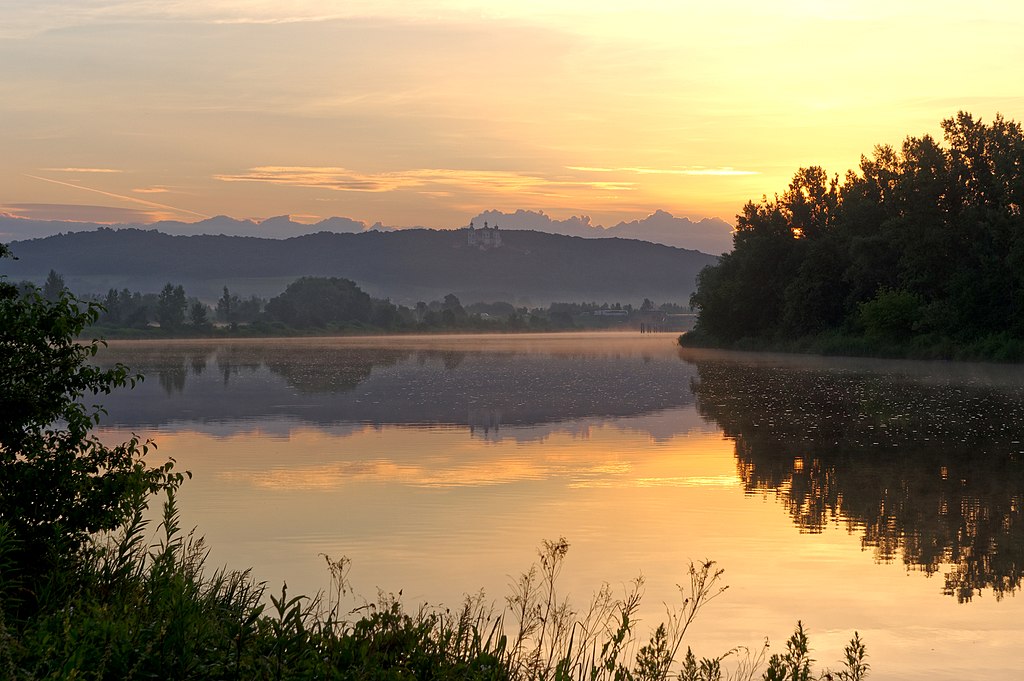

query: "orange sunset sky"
(1, 1), (1022, 232)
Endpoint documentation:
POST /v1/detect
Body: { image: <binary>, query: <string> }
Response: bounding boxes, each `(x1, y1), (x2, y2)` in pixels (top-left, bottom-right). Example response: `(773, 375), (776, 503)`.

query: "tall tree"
(189, 300), (210, 327)
(441, 293), (466, 326)
(156, 283), (187, 330)
(42, 269), (65, 301)
(217, 286), (240, 324)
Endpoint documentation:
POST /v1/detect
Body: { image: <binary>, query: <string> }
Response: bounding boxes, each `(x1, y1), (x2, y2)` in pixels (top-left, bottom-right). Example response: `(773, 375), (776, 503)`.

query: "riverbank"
(679, 327), (1024, 363)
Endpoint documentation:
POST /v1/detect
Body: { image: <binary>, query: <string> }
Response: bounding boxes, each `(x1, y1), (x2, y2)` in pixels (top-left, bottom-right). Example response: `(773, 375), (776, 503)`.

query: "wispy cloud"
(0, 2), (358, 38)
(567, 165), (760, 176)
(26, 175), (210, 219)
(215, 166), (635, 196)
(40, 167), (123, 173)
(0, 203), (158, 224)
(0, 1), (501, 38)
(132, 186), (171, 194)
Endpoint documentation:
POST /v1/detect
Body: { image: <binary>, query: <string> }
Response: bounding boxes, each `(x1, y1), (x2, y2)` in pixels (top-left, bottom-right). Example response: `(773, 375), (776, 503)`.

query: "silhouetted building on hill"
(467, 221), (502, 250)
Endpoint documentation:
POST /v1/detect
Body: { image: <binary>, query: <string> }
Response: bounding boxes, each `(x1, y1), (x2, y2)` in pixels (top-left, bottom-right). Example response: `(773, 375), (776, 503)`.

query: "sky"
(1, 0), (1022, 232)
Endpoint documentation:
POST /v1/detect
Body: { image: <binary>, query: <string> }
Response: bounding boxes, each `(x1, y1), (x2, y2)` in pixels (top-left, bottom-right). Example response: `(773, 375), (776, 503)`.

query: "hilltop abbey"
(466, 221), (502, 250)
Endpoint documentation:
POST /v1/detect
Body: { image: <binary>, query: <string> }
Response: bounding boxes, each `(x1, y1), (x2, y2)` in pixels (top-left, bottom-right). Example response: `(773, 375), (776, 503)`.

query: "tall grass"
(0, 493), (868, 680)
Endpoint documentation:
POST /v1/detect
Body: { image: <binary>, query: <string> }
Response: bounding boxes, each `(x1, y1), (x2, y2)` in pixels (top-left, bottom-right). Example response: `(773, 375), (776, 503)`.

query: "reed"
(0, 493), (868, 680)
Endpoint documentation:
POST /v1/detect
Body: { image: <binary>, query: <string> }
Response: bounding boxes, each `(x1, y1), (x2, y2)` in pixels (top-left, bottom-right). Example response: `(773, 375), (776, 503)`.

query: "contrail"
(25, 174), (211, 220)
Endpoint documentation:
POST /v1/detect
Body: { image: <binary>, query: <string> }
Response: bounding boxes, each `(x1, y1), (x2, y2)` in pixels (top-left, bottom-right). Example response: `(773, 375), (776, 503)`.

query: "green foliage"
(99, 287), (151, 328)
(761, 623), (868, 681)
(189, 300), (210, 327)
(157, 282), (187, 330)
(2, 481), (871, 680)
(265, 276), (374, 328)
(857, 288), (923, 340)
(41, 270), (64, 302)
(0, 261), (183, 568)
(217, 285), (240, 324)
(688, 112), (1024, 359)
(763, 622), (811, 681)
(835, 632), (869, 681)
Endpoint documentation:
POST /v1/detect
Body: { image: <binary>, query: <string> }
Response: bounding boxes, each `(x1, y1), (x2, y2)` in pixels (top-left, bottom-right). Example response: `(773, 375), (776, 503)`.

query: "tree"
(264, 276), (372, 328)
(442, 293), (465, 315)
(0, 245), (182, 585)
(687, 112), (1024, 354)
(101, 288), (122, 325)
(157, 283), (186, 330)
(441, 293), (466, 326)
(371, 298), (401, 329)
(42, 269), (65, 301)
(189, 300), (210, 327)
(217, 286), (240, 324)
(236, 295), (264, 323)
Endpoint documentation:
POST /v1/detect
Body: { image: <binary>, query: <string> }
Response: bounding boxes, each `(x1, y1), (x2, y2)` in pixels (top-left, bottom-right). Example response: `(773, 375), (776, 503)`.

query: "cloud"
(0, 203), (158, 225)
(214, 166), (635, 197)
(132, 186), (171, 194)
(215, 167), (398, 192)
(568, 165), (760, 177)
(40, 167), (123, 173)
(25, 174), (210, 220)
(0, 1), (361, 38)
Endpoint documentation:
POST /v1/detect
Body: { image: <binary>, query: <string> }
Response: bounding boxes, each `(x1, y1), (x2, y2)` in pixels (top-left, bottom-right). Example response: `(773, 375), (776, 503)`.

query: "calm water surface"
(96, 332), (1024, 680)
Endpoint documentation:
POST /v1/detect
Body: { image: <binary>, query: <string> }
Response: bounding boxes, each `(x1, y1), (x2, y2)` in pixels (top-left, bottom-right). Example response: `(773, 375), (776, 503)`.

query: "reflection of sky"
(97, 335), (1024, 680)
(108, 419), (1024, 681)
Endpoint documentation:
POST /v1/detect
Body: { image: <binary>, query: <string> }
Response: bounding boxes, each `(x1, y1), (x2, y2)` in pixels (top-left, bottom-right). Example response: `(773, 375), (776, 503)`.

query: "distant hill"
(471, 209), (733, 254)
(0, 209), (734, 253)
(2, 227), (718, 306)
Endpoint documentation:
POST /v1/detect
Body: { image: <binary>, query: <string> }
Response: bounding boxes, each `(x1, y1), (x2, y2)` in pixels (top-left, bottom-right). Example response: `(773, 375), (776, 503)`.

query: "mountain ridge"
(2, 227), (717, 306)
(0, 209), (733, 253)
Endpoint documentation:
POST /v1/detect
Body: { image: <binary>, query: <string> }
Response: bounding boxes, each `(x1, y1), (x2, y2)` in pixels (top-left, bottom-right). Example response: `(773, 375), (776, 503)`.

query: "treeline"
(685, 112), (1024, 360)
(28, 271), (688, 336)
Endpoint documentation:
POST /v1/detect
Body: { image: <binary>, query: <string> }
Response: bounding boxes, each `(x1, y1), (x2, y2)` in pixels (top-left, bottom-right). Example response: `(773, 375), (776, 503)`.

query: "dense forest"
(685, 112), (1024, 360)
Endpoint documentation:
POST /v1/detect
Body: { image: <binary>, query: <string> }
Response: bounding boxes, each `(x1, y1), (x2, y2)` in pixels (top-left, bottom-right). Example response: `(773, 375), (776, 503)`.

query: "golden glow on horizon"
(2, 1), (1022, 230)
(145, 423), (737, 492)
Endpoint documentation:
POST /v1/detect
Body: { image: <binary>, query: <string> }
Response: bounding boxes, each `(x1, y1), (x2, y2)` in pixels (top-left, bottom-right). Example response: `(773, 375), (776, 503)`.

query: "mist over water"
(97, 333), (1024, 681)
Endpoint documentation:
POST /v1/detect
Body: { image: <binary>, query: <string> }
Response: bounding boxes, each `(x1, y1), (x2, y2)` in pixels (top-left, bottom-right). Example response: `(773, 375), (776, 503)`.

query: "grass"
(0, 493), (869, 680)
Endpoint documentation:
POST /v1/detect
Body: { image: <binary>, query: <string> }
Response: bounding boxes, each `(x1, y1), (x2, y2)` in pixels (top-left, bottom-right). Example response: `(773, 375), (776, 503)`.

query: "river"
(94, 332), (1024, 680)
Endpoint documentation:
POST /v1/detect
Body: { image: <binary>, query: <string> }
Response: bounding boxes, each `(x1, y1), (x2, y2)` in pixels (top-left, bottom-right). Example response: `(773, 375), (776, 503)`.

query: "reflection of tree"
(688, 359), (1024, 602)
(438, 351), (465, 371)
(263, 348), (411, 394)
(157, 352), (215, 395)
(157, 362), (187, 395)
(214, 347), (262, 386)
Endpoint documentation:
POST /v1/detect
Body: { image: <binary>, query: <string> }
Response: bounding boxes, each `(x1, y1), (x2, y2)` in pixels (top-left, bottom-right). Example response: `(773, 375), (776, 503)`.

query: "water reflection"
(682, 350), (1024, 602)
(98, 337), (700, 438)
(102, 337), (1024, 604)
(93, 336), (1024, 678)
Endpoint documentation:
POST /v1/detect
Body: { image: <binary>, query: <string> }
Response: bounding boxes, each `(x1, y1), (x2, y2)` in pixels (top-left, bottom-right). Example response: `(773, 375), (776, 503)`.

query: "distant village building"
(467, 221), (502, 250)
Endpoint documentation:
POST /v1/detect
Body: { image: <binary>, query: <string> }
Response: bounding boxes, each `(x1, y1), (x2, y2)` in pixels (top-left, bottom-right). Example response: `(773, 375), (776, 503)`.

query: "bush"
(0, 244), (184, 612)
(857, 288), (923, 341)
